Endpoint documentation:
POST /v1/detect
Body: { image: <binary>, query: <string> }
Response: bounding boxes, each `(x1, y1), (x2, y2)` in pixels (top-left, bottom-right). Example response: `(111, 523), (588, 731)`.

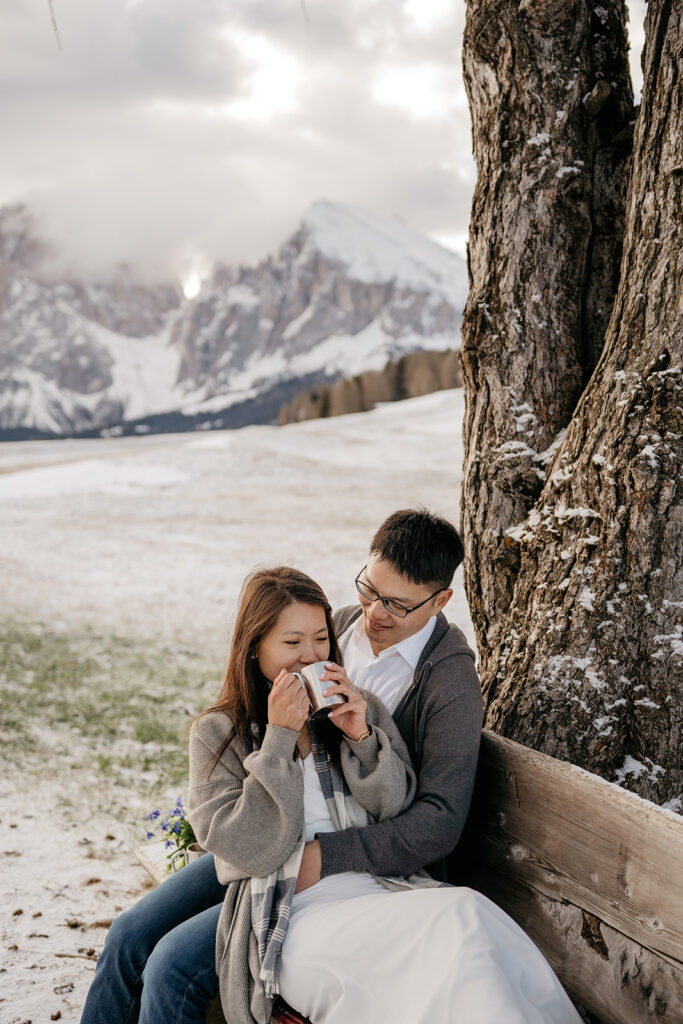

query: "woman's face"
(256, 601), (331, 682)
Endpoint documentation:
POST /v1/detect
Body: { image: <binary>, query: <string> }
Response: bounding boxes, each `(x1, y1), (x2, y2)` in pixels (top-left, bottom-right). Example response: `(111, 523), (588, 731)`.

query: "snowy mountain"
(0, 201), (468, 439)
(0, 205), (183, 436)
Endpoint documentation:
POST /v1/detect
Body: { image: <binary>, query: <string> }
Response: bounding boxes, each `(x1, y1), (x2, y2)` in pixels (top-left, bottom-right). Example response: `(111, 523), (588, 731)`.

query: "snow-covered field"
(0, 389), (472, 653)
(0, 389), (472, 1021)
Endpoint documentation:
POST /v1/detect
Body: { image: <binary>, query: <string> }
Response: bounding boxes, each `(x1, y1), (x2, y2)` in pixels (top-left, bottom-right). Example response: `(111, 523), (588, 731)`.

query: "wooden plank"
(135, 841), (170, 884)
(450, 730), (683, 1023)
(474, 867), (683, 1023)
(457, 731), (683, 963)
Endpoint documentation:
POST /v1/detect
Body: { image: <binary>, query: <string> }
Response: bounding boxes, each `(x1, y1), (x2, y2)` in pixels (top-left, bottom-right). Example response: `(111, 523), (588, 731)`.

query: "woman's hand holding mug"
(321, 662), (369, 742)
(268, 668), (310, 733)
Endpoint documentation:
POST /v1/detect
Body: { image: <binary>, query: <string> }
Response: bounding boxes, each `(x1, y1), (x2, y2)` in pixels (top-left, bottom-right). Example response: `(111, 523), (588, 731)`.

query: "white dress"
(276, 755), (582, 1024)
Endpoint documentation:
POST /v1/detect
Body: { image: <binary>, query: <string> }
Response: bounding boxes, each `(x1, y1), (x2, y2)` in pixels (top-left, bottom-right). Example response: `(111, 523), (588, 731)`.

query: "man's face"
(357, 554), (452, 654)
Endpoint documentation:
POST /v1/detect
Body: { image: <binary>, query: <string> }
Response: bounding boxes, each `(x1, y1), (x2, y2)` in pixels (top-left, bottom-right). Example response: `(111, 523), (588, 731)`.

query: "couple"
(82, 509), (580, 1023)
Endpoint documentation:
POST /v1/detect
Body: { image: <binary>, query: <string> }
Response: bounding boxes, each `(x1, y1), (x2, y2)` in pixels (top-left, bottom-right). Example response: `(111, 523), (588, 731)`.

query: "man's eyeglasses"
(354, 566), (446, 619)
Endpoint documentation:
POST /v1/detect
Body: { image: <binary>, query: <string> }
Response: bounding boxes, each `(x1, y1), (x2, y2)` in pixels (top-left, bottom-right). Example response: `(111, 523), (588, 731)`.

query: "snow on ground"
(0, 388), (473, 657)
(0, 389), (473, 1021)
(0, 779), (155, 1024)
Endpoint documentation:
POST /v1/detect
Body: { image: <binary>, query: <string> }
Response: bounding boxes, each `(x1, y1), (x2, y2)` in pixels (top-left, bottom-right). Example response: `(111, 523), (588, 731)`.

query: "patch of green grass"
(133, 718), (185, 747)
(0, 621), (222, 795)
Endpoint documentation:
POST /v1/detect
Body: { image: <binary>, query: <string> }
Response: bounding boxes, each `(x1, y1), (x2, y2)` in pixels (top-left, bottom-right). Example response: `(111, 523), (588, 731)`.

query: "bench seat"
(137, 731), (683, 1024)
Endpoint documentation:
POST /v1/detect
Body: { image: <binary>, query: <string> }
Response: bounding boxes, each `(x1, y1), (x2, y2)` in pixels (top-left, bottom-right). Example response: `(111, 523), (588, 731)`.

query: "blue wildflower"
(172, 823), (181, 834)
(146, 831), (155, 841)
(161, 822), (169, 832)
(164, 840), (175, 849)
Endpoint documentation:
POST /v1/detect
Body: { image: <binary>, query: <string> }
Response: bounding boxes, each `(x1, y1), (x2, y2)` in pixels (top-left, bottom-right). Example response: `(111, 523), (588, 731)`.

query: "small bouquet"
(145, 796), (202, 870)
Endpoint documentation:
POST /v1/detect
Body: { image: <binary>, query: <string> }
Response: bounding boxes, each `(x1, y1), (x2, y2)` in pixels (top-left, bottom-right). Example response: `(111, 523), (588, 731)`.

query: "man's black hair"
(370, 508), (464, 589)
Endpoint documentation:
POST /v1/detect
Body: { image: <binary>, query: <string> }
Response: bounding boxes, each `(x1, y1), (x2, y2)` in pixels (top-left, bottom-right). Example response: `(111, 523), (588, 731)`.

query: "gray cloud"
(0, 0), (643, 283)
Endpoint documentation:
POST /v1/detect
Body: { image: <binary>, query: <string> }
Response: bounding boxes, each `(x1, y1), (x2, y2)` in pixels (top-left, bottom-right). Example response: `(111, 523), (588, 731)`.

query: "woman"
(188, 566), (582, 1024)
(80, 564), (415, 1024)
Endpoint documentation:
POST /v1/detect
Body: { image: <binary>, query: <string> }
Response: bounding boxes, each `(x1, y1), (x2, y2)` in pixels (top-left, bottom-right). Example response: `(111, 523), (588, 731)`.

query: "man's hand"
(294, 839), (322, 894)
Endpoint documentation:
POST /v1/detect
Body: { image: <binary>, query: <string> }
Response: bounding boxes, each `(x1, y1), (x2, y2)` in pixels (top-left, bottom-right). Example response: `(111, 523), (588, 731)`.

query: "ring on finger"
(349, 684), (356, 696)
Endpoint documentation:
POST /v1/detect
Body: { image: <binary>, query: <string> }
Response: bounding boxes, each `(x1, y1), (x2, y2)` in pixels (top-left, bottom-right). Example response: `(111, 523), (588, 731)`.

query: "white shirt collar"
(349, 612), (437, 668)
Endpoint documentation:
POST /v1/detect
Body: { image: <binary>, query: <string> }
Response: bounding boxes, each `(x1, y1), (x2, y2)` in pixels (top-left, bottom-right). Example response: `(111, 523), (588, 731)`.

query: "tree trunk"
(461, 0), (634, 671)
(461, 0), (682, 805)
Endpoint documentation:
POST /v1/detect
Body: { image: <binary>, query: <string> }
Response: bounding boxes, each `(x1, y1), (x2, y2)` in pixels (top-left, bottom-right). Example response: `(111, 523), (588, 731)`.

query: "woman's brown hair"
(200, 566), (343, 769)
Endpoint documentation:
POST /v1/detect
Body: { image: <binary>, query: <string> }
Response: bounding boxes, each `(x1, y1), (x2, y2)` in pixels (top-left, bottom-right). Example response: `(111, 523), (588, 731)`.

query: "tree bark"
(462, 0), (682, 804)
(461, 0), (634, 671)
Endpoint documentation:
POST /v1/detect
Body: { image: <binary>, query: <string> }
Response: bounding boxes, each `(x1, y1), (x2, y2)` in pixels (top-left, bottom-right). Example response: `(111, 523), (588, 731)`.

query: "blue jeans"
(80, 852), (225, 1024)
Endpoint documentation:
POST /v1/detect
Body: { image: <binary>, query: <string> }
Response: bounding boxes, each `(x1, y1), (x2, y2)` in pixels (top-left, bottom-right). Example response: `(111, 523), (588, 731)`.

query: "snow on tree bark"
(461, 0), (681, 805)
(461, 0), (634, 662)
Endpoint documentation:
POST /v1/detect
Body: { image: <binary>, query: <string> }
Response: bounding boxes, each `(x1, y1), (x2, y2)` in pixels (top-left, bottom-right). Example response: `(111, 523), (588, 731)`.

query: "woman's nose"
(299, 645), (317, 665)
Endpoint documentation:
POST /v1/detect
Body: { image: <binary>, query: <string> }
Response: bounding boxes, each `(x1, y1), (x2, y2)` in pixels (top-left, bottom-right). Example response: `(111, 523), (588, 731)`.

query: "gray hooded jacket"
(319, 605), (483, 881)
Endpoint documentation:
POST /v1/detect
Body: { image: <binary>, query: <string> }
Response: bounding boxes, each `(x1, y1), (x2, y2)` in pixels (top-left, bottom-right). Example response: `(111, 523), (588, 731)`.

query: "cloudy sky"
(1, 0), (646, 292)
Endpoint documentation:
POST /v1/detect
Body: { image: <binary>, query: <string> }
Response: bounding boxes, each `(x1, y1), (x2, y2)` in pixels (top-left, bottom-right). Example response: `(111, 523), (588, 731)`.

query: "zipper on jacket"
(392, 614), (449, 722)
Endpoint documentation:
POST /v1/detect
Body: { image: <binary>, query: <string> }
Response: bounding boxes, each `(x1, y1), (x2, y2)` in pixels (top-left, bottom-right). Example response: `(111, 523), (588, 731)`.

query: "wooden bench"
(137, 730), (683, 1023)
(451, 731), (683, 1023)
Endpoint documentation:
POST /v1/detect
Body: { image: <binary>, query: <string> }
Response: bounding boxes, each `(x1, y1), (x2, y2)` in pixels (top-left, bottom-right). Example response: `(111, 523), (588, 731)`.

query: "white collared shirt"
(339, 613), (437, 713)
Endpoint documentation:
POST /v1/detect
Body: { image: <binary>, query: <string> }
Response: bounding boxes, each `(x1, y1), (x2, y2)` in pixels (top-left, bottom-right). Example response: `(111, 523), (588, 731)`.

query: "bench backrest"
(449, 731), (683, 1024)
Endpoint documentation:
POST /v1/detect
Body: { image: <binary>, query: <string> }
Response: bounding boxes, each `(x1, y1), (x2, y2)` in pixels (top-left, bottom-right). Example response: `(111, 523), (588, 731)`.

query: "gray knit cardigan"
(188, 693), (417, 1024)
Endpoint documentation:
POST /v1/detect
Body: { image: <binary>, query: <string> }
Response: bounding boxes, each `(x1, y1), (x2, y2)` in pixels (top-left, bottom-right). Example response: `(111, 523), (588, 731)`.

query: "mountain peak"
(0, 199), (467, 439)
(299, 200), (467, 303)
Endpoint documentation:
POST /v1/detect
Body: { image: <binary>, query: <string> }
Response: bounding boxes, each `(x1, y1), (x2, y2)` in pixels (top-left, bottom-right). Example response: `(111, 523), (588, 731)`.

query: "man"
(81, 508), (482, 1024)
(298, 507), (482, 889)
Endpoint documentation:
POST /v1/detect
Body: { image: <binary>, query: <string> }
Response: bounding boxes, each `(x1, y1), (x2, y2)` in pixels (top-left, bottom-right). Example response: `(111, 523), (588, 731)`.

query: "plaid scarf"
(251, 724), (370, 998)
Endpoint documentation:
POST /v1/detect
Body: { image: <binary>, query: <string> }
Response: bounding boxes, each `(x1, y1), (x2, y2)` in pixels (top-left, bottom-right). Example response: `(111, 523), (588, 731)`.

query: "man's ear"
(434, 588), (453, 612)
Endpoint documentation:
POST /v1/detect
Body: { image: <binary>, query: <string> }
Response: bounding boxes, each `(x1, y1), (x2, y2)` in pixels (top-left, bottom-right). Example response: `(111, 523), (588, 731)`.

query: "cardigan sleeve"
(318, 654), (482, 878)
(338, 692), (416, 821)
(188, 713), (305, 879)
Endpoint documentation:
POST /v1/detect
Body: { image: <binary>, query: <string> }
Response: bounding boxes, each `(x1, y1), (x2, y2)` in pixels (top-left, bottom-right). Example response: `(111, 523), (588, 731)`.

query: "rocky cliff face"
(53, 276), (181, 339)
(169, 201), (466, 411)
(278, 348), (463, 424)
(0, 201), (467, 438)
(0, 205), (183, 436)
(0, 274), (120, 434)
